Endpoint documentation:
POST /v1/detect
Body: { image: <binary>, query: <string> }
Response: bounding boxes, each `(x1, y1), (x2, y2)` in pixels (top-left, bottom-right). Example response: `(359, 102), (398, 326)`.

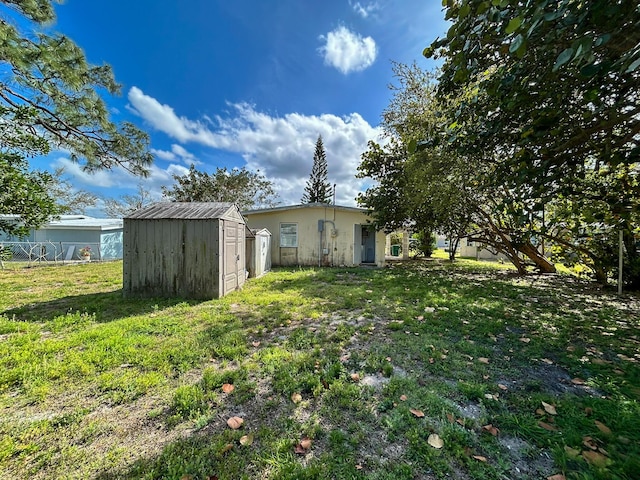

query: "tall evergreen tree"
(301, 135), (332, 204)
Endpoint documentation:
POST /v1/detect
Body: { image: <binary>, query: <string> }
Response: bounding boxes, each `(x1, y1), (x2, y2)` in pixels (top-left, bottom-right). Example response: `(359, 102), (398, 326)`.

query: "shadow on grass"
(1, 290), (203, 323)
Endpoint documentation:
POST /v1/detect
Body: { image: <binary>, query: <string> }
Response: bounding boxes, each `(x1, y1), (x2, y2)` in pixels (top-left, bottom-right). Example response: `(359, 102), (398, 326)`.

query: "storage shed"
(245, 228), (271, 278)
(123, 202), (246, 299)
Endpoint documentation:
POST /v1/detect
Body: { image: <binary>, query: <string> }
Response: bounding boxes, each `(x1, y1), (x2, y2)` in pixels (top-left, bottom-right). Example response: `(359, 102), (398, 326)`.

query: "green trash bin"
(391, 245), (401, 256)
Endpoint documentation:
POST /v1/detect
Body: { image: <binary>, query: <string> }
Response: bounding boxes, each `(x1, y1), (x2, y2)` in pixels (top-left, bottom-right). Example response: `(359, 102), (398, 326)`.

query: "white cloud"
(318, 26), (377, 74)
(151, 144), (201, 166)
(127, 87), (226, 146)
(350, 1), (379, 18)
(52, 156), (188, 204)
(126, 88), (383, 206)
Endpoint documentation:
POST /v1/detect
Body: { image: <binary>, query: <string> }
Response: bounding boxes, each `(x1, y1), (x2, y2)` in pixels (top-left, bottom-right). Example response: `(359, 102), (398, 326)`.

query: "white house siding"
(243, 204), (386, 268)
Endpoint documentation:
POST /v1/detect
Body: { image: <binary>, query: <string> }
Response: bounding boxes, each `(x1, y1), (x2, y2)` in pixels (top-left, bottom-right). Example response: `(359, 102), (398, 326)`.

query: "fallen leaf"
(567, 345), (576, 352)
(291, 393), (302, 403)
(541, 358), (554, 365)
(482, 424), (499, 436)
(472, 455), (487, 462)
(542, 401), (557, 415)
(582, 450), (609, 468)
(300, 437), (312, 449)
(478, 357), (490, 364)
(355, 464), (363, 470)
(400, 395), (407, 401)
(350, 373), (360, 382)
(594, 420), (612, 436)
(410, 409), (425, 418)
(222, 383), (235, 394)
(535, 408), (545, 416)
(571, 377), (585, 385)
(584, 407), (593, 416)
(427, 433), (444, 449)
(416, 315), (424, 321)
(519, 337), (531, 343)
(564, 446), (580, 458)
(547, 475), (566, 480)
(446, 413), (455, 423)
(385, 357), (392, 362)
(219, 443), (233, 455)
(294, 444), (306, 455)
(239, 434), (254, 446)
(226, 416), (244, 430)
(582, 436), (598, 450)
(424, 307), (435, 313)
(538, 421), (558, 431)
(498, 384), (508, 391)
(251, 341), (261, 347)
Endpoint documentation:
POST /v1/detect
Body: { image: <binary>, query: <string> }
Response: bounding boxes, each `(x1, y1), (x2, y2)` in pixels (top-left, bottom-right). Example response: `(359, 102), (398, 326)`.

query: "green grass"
(0, 259), (639, 479)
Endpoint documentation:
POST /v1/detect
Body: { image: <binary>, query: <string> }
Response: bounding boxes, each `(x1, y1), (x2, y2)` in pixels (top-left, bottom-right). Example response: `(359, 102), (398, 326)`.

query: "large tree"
(301, 135), (333, 204)
(0, 152), (63, 238)
(424, 0), (639, 286)
(0, 0), (152, 233)
(358, 63), (557, 273)
(161, 164), (279, 211)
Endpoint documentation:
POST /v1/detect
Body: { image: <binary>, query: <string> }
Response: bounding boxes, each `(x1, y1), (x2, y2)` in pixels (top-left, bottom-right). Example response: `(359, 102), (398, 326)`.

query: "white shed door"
(223, 221), (241, 295)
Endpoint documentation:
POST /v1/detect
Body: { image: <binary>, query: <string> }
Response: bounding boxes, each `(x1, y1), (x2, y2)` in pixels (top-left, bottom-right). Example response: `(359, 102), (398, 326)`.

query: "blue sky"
(30, 0), (448, 213)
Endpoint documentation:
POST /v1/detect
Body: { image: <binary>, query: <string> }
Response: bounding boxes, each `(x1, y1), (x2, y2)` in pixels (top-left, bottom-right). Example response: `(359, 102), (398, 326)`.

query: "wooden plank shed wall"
(123, 202), (246, 299)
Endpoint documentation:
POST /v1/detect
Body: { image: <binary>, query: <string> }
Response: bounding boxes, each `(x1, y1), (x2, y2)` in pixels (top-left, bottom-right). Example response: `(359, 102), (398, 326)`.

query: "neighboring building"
(243, 203), (386, 267)
(123, 202), (247, 299)
(0, 215), (123, 260)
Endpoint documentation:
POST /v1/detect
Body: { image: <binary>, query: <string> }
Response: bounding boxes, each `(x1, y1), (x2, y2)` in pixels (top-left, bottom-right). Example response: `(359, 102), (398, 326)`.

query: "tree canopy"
(0, 152), (63, 237)
(417, 0), (639, 287)
(302, 135), (333, 204)
(104, 184), (155, 218)
(161, 164), (280, 211)
(0, 0), (153, 234)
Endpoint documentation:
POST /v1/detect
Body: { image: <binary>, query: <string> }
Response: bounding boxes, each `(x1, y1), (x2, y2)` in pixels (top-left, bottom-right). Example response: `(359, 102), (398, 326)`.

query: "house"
(0, 214), (124, 261)
(243, 203), (386, 267)
(123, 202), (247, 299)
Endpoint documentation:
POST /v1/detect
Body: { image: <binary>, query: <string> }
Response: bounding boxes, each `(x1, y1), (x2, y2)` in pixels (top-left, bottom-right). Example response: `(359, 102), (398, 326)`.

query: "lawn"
(0, 257), (638, 479)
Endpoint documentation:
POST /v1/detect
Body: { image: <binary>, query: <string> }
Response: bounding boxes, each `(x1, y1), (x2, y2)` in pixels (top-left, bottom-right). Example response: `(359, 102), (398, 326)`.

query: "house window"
(280, 223), (298, 247)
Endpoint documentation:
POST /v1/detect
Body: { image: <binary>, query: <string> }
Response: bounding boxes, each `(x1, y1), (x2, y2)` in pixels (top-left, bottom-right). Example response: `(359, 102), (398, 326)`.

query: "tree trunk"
(518, 242), (557, 273)
(449, 237), (460, 261)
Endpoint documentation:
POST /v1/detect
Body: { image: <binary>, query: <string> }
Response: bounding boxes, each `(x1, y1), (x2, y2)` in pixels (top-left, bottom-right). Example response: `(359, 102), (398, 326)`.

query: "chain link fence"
(0, 241), (105, 268)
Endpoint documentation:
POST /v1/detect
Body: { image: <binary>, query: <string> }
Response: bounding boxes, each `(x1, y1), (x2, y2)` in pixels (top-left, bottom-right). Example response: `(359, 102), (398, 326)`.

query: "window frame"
(279, 222), (298, 247)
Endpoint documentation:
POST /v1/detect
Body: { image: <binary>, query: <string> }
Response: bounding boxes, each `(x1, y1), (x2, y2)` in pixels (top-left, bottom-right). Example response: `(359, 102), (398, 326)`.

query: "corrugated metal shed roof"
(126, 202), (241, 220)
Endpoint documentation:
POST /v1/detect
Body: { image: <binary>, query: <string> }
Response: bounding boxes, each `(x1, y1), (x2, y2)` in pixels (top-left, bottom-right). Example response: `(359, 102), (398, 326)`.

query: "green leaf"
(509, 34), (524, 54)
(407, 138), (417, 153)
(553, 48), (574, 71)
(626, 56), (640, 73)
(505, 17), (522, 34)
(476, 1), (490, 15)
